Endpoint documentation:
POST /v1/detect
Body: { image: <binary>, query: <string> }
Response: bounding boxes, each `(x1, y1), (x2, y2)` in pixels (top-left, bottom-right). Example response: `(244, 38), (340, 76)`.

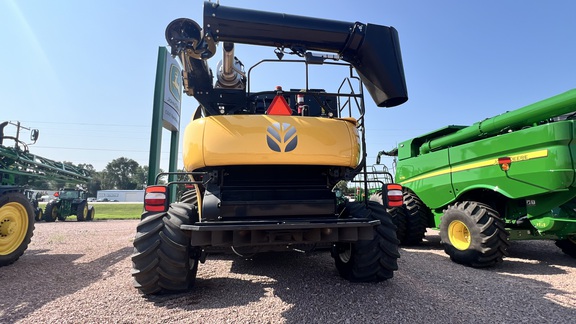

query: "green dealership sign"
(148, 47), (182, 199)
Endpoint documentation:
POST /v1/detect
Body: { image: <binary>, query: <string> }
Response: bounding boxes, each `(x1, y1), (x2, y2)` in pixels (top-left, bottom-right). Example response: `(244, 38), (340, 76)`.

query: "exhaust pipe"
(215, 42), (244, 89)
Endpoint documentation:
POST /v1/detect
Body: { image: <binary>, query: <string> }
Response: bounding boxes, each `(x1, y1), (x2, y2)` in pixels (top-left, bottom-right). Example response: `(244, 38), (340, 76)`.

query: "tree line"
(15, 157), (159, 197)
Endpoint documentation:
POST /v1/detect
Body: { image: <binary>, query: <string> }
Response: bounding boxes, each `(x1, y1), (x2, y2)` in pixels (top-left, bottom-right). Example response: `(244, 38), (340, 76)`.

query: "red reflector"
(498, 157), (511, 165)
(54, 192), (59, 197)
(387, 199), (403, 208)
(144, 198), (166, 206)
(144, 205), (166, 212)
(266, 95), (292, 115)
(145, 205), (166, 212)
(146, 186), (167, 194)
(388, 193), (403, 200)
(387, 184), (402, 191)
(498, 157), (511, 171)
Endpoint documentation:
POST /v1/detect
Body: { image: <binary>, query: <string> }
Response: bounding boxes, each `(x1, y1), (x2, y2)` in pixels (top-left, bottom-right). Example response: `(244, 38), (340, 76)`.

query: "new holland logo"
(266, 122), (297, 152)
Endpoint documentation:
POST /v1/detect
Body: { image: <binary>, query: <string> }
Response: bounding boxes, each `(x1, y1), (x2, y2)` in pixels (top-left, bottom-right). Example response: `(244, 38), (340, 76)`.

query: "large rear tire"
(131, 202), (199, 295)
(179, 189), (197, 204)
(439, 201), (509, 267)
(555, 236), (576, 258)
(370, 192), (407, 243)
(401, 191), (430, 245)
(333, 200), (399, 282)
(43, 202), (59, 222)
(34, 208), (43, 222)
(0, 192), (35, 266)
(76, 201), (88, 221)
(86, 206), (95, 221)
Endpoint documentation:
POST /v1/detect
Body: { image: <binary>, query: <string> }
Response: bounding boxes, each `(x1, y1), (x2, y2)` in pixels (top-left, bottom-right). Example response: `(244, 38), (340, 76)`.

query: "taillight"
(386, 184), (403, 208)
(144, 186), (169, 212)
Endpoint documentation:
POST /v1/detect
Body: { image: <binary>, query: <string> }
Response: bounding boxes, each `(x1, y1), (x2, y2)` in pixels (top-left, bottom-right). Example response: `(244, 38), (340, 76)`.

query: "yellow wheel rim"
(339, 243), (352, 263)
(0, 202), (29, 255)
(448, 220), (471, 250)
(51, 206), (59, 219)
(83, 205), (88, 217)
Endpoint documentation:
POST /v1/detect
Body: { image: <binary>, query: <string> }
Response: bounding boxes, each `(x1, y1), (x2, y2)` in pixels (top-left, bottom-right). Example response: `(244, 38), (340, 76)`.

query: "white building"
(96, 190), (144, 202)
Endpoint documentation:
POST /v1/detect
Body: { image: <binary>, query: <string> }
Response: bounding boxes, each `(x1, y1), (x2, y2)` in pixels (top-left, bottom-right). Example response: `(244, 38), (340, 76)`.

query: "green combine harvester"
(0, 121), (91, 266)
(391, 89), (576, 267)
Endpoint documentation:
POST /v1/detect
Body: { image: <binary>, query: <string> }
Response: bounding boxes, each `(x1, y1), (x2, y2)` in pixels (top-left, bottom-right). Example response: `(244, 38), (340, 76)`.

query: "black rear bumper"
(181, 218), (379, 247)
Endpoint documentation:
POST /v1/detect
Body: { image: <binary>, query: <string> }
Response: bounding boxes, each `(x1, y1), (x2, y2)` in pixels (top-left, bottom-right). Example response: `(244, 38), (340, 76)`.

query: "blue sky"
(1, 0), (575, 172)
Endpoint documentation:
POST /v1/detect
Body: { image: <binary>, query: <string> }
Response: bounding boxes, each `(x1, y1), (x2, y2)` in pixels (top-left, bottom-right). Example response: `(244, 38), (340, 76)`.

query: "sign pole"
(147, 47), (166, 187)
(148, 47), (183, 202)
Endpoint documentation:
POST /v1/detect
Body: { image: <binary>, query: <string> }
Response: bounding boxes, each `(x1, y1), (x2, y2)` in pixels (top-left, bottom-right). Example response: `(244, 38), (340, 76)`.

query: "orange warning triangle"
(266, 95), (292, 115)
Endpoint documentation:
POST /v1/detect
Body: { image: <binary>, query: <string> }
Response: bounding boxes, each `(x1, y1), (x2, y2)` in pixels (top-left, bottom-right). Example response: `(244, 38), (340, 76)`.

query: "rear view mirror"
(30, 129), (39, 143)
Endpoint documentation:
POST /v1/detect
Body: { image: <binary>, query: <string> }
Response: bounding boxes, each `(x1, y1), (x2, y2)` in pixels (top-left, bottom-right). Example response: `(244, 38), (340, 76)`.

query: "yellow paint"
(0, 202), (29, 255)
(400, 149), (548, 185)
(183, 115), (360, 171)
(448, 220), (471, 250)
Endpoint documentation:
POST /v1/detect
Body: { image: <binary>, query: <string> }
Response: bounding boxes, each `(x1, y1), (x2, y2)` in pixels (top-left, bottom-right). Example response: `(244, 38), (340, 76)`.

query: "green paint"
(148, 47), (183, 203)
(147, 47), (167, 186)
(397, 89), (576, 240)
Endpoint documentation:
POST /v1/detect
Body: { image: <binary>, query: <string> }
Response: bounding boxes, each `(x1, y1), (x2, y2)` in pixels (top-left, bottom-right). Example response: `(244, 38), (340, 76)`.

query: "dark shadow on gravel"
(0, 246), (132, 323)
(146, 277), (267, 310)
(405, 232), (576, 276)
(151, 247), (576, 323)
(145, 251), (328, 311)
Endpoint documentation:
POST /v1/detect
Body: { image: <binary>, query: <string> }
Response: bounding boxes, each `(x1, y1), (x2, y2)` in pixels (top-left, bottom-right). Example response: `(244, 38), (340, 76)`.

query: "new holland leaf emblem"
(266, 122), (297, 152)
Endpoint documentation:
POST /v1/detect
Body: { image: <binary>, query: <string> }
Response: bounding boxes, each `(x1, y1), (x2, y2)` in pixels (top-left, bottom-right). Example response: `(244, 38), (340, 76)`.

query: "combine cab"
(131, 2), (408, 294)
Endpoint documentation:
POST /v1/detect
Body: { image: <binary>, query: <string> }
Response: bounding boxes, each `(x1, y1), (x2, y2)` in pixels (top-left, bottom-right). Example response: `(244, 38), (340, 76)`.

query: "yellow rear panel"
(183, 115), (360, 170)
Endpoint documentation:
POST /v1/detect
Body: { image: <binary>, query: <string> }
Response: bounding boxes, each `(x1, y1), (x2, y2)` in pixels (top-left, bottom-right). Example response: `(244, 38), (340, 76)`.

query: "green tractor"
(44, 188), (95, 222)
(392, 89), (576, 267)
(1, 121), (92, 265)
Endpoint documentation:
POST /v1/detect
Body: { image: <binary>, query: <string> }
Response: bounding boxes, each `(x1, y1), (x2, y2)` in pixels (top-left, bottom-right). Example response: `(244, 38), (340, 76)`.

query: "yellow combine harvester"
(131, 2), (408, 294)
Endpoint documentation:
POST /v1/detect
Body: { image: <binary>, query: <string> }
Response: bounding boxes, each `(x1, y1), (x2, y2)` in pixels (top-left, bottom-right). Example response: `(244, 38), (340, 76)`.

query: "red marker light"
(144, 186), (169, 212)
(386, 184), (403, 208)
(498, 157), (512, 171)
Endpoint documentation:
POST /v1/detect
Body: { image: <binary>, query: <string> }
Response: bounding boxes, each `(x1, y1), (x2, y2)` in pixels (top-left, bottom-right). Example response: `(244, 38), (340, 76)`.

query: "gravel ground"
(1, 220), (576, 323)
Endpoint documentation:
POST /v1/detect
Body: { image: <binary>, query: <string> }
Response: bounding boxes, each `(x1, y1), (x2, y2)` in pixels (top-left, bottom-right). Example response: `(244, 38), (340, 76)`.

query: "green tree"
(86, 174), (102, 197)
(78, 163), (100, 196)
(77, 163), (96, 175)
(134, 165), (149, 189)
(101, 157), (140, 189)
